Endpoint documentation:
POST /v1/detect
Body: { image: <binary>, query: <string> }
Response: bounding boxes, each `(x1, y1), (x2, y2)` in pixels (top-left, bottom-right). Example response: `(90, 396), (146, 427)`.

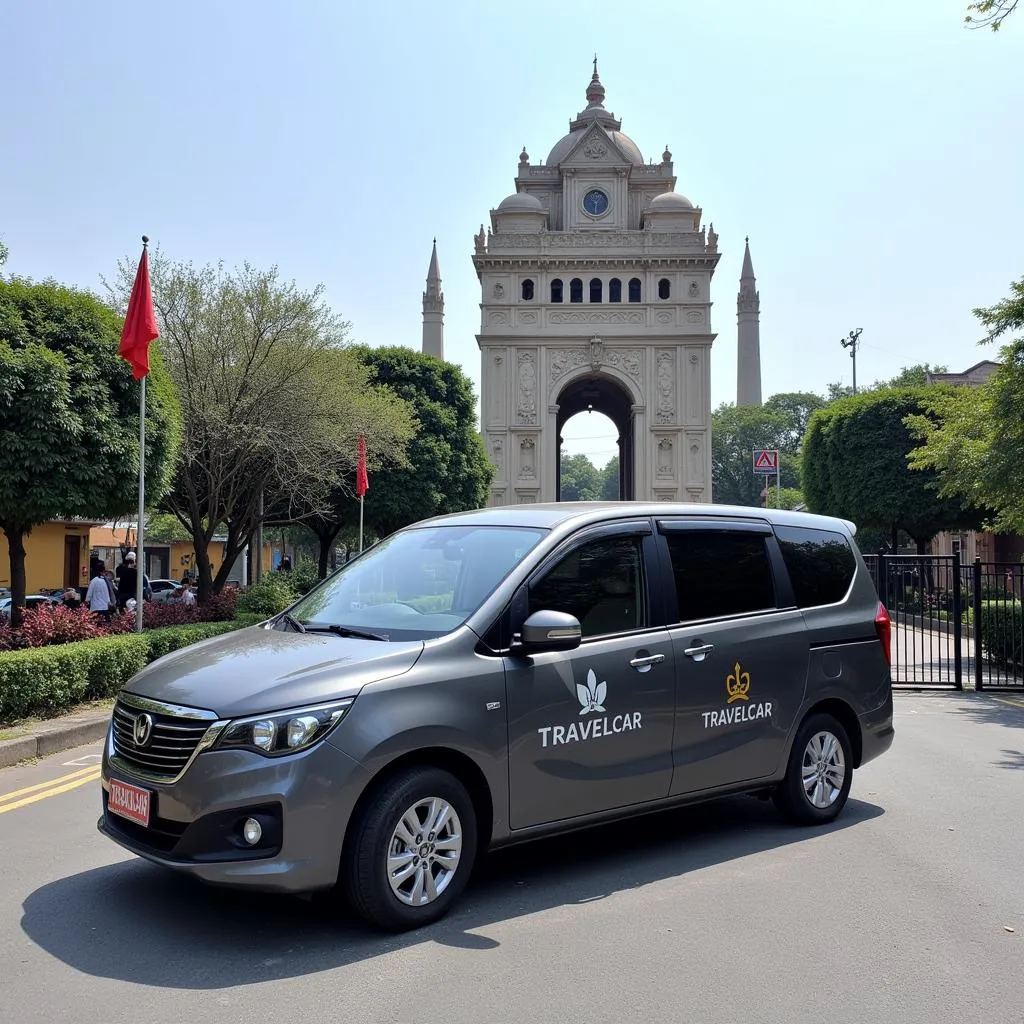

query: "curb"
(0, 710), (111, 769)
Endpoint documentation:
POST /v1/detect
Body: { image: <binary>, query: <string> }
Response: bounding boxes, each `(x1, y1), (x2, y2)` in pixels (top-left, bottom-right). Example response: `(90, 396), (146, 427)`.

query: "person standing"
(85, 569), (114, 621)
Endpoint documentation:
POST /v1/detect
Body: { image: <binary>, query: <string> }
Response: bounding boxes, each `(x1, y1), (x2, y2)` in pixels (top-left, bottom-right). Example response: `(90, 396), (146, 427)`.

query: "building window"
(658, 278), (671, 300)
(570, 278), (583, 303)
(551, 279), (563, 303)
(609, 278), (622, 303)
(628, 278), (642, 303)
(522, 279), (535, 301)
(590, 278), (603, 303)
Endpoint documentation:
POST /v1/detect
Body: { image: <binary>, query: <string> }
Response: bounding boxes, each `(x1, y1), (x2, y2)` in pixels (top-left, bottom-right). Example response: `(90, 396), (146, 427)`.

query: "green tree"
(559, 451), (601, 500)
(600, 455), (620, 499)
(763, 392), (828, 450)
(711, 403), (800, 506)
(0, 278), (180, 623)
(802, 389), (982, 552)
(965, 0), (1018, 29)
(316, 346), (493, 547)
(906, 277), (1024, 533)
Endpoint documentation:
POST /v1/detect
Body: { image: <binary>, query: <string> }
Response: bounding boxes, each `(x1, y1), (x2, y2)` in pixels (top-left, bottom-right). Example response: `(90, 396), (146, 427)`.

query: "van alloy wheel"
(386, 797), (463, 906)
(801, 731), (846, 809)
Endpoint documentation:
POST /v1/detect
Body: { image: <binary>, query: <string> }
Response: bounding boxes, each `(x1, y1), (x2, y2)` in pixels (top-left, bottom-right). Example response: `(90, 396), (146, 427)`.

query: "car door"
(504, 521), (676, 830)
(655, 519), (810, 796)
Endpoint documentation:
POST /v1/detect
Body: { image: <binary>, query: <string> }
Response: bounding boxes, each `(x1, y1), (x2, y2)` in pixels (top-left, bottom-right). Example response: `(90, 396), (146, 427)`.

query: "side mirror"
(512, 610), (582, 655)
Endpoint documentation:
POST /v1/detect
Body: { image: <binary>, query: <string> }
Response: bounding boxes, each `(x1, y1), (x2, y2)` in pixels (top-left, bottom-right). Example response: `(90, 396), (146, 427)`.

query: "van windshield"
(288, 524), (548, 640)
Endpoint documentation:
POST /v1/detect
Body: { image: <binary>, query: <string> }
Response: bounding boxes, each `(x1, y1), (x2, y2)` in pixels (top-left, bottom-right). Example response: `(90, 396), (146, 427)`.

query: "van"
(98, 503), (894, 931)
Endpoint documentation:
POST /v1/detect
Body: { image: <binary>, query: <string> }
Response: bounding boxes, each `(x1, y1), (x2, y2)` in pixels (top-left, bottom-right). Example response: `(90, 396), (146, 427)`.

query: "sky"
(3, 0), (1022, 469)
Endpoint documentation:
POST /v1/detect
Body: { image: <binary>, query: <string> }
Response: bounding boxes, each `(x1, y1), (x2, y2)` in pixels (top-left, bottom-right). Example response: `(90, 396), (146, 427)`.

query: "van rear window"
(774, 525), (856, 608)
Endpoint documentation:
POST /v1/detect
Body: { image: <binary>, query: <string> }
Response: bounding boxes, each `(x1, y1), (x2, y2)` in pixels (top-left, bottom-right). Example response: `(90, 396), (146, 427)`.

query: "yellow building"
(0, 519), (101, 595)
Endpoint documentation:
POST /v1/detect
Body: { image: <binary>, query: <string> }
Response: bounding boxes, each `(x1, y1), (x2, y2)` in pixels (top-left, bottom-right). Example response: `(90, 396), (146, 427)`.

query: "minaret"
(736, 236), (762, 406)
(422, 238), (444, 360)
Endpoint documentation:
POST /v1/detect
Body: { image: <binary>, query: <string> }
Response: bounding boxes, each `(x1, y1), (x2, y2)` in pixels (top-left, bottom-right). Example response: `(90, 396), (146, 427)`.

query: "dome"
(546, 128), (643, 167)
(497, 191), (544, 212)
(648, 191), (694, 211)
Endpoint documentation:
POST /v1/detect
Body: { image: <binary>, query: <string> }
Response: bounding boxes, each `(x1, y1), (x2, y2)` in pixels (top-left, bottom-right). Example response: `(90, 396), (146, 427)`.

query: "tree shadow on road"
(21, 794), (882, 989)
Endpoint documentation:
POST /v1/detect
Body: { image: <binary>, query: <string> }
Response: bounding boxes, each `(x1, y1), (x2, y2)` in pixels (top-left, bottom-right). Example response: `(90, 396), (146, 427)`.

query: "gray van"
(98, 503), (894, 932)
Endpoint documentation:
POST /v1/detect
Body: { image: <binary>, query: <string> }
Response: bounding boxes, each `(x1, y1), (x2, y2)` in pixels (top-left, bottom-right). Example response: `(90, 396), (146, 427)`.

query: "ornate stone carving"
(516, 352), (537, 424)
(688, 281), (699, 297)
(520, 437), (536, 478)
(707, 223), (718, 252)
(493, 283), (504, 298)
(689, 351), (699, 364)
(688, 438), (703, 484)
(589, 336), (604, 369)
(489, 311), (509, 326)
(583, 141), (608, 159)
(490, 437), (503, 472)
(656, 352), (674, 424)
(494, 354), (503, 365)
(549, 347), (590, 386)
(607, 348), (642, 381)
(488, 231), (705, 249)
(656, 311), (673, 324)
(549, 311), (644, 325)
(474, 225), (487, 253)
(686, 310), (704, 323)
(657, 437), (673, 478)
(519, 311), (537, 325)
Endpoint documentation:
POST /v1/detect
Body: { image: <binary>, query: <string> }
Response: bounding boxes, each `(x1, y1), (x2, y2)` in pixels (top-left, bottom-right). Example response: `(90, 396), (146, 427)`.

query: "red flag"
(119, 244), (159, 380)
(356, 434), (369, 497)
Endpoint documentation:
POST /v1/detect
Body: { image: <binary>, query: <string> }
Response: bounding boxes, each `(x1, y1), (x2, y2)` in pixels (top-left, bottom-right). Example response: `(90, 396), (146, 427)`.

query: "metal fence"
(863, 554), (1024, 691)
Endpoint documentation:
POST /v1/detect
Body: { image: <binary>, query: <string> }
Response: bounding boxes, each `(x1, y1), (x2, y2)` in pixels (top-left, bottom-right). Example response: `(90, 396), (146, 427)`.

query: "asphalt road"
(1, 692), (1022, 1024)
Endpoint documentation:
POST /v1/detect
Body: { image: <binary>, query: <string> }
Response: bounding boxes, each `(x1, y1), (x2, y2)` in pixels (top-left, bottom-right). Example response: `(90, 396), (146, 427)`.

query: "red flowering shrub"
(105, 609), (136, 635)
(18, 605), (108, 648)
(203, 589), (238, 621)
(141, 601), (204, 628)
(0, 618), (17, 652)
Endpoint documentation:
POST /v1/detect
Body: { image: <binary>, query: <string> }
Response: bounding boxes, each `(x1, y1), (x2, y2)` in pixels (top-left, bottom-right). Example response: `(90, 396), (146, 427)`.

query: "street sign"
(752, 449), (779, 474)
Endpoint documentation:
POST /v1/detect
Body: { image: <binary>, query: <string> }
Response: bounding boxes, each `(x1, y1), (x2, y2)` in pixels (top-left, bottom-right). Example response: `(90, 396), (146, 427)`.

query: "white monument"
(421, 238), (444, 360)
(736, 237), (762, 407)
(472, 63), (724, 504)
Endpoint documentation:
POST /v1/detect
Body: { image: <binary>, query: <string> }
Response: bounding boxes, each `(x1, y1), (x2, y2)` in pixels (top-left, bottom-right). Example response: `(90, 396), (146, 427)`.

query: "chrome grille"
(111, 698), (214, 778)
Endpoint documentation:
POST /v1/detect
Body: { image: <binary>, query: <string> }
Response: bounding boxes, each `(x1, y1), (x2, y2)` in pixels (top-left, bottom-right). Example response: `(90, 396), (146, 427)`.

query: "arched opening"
(569, 278), (583, 303)
(589, 278), (603, 303)
(551, 279), (563, 303)
(658, 278), (671, 300)
(555, 375), (635, 501)
(609, 278), (622, 303)
(628, 278), (642, 303)
(522, 279), (535, 301)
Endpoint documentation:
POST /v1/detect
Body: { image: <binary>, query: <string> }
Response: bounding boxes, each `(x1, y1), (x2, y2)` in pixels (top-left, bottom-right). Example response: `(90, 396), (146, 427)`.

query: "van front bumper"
(97, 725), (370, 894)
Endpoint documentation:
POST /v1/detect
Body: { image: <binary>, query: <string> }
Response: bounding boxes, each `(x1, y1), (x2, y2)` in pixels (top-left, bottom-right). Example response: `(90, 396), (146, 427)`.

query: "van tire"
(773, 713), (853, 826)
(342, 766), (477, 932)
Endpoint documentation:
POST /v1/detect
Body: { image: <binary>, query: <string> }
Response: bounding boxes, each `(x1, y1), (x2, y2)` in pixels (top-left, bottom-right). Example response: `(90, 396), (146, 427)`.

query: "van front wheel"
(343, 766), (477, 932)
(773, 713), (853, 826)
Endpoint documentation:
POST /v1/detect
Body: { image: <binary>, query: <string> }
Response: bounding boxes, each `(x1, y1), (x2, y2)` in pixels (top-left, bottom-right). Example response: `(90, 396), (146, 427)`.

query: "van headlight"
(215, 699), (354, 756)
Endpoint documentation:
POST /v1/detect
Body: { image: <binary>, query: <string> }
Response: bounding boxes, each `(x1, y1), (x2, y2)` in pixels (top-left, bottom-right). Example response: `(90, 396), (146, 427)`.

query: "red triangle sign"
(754, 450), (775, 469)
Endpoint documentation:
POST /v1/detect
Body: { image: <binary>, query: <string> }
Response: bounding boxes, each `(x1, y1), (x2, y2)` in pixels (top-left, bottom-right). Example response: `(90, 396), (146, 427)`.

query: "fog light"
(242, 817), (263, 845)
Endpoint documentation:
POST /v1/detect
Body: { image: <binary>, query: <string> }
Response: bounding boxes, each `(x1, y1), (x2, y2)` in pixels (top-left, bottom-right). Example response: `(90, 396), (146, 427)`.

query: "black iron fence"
(864, 554), (1023, 691)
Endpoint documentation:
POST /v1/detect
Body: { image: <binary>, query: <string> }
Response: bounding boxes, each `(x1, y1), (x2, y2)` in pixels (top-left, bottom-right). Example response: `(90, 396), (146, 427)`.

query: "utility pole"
(840, 328), (863, 394)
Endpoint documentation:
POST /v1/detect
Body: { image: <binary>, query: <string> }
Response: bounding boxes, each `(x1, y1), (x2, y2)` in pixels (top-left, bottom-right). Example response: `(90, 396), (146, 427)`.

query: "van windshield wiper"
(304, 623), (389, 642)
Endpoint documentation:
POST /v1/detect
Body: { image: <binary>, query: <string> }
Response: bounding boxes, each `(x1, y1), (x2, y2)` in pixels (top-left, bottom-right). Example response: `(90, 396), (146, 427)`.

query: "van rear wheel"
(773, 713), (853, 826)
(343, 766), (477, 932)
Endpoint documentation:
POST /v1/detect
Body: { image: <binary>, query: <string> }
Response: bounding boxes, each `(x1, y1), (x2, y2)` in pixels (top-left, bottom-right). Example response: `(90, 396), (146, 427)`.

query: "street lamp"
(840, 328), (863, 394)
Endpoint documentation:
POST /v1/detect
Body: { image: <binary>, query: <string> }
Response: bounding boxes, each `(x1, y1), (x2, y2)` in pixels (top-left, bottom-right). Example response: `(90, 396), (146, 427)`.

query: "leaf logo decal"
(577, 668), (607, 715)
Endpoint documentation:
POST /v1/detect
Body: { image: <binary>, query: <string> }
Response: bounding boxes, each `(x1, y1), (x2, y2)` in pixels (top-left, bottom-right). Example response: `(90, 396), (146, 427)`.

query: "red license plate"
(108, 778), (151, 827)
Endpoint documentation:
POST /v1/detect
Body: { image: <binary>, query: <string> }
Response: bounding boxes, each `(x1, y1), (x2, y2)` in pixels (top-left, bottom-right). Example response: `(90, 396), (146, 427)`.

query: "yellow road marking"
(0, 765), (102, 814)
(991, 695), (1024, 710)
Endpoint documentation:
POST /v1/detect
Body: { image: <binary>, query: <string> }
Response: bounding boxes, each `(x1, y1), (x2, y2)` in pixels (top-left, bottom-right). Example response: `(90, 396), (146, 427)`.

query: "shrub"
(237, 573), (298, 617)
(979, 599), (1023, 668)
(0, 616), (260, 724)
(18, 605), (109, 647)
(142, 601), (204, 628)
(204, 588), (238, 621)
(289, 559), (322, 597)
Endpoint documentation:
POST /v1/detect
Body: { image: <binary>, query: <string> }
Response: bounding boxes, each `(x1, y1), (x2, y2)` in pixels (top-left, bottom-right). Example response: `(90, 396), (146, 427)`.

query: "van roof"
(413, 502), (857, 536)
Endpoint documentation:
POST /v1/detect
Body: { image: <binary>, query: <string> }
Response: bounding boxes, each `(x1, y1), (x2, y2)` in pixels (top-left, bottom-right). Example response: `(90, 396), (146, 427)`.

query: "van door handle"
(683, 643), (714, 662)
(629, 653), (665, 672)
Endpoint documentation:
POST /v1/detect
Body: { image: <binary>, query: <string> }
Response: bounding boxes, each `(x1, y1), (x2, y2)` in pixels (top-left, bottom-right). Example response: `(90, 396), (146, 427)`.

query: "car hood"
(123, 625), (425, 719)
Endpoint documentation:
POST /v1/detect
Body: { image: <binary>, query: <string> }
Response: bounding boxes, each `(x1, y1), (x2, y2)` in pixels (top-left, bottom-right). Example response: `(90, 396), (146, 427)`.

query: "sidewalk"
(0, 701), (113, 769)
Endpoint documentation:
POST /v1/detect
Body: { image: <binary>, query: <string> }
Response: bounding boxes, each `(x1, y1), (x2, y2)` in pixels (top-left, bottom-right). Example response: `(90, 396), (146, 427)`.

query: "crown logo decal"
(726, 662), (751, 703)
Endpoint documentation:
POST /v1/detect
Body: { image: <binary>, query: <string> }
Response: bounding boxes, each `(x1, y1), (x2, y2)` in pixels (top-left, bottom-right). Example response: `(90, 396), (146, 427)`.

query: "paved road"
(1, 693), (1022, 1024)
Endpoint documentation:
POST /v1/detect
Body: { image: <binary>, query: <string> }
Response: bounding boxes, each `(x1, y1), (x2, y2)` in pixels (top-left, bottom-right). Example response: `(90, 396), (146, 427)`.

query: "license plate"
(108, 778), (151, 827)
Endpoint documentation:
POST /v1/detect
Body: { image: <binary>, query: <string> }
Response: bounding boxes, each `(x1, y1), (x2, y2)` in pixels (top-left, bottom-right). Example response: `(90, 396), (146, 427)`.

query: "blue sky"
(3, 0), (1021, 467)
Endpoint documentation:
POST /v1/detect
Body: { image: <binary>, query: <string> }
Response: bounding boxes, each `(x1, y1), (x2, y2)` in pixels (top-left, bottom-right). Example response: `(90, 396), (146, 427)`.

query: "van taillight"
(875, 602), (892, 665)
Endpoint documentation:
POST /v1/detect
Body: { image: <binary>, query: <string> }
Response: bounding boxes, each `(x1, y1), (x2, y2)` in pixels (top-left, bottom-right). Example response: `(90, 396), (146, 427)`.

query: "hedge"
(979, 600), (1023, 669)
(0, 614), (264, 724)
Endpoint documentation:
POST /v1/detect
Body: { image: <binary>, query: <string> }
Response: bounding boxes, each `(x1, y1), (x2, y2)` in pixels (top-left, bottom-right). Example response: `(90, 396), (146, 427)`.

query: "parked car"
(0, 593), (62, 619)
(148, 579), (183, 603)
(98, 502), (894, 932)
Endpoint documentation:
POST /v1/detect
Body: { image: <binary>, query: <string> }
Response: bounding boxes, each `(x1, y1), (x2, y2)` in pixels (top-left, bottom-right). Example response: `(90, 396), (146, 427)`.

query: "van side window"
(774, 526), (856, 608)
(664, 531), (776, 621)
(529, 535), (646, 638)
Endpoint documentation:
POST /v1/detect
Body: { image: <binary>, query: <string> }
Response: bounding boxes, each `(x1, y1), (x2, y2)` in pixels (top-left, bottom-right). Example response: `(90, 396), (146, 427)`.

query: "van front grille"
(111, 699), (214, 779)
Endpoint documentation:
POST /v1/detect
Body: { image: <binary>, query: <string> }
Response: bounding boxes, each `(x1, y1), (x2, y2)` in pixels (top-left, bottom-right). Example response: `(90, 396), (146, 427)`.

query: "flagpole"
(359, 495), (364, 553)
(134, 234), (150, 634)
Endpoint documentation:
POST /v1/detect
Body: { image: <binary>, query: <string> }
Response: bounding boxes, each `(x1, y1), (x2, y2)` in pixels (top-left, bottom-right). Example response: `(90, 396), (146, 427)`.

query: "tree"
(763, 392), (829, 450)
(600, 456), (620, 499)
(802, 389), (982, 552)
(0, 278), (180, 624)
(559, 451), (602, 500)
(311, 346), (493, 551)
(906, 277), (1024, 533)
(965, 0), (1018, 29)
(107, 253), (414, 598)
(711, 403), (800, 506)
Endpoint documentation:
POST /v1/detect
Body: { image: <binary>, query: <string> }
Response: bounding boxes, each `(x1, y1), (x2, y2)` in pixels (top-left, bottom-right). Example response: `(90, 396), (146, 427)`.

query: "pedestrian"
(85, 569), (114, 622)
(116, 551), (153, 610)
(61, 588), (83, 610)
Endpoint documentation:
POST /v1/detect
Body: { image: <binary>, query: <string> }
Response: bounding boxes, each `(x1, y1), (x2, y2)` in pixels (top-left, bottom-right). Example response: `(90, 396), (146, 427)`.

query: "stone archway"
(555, 373), (635, 500)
